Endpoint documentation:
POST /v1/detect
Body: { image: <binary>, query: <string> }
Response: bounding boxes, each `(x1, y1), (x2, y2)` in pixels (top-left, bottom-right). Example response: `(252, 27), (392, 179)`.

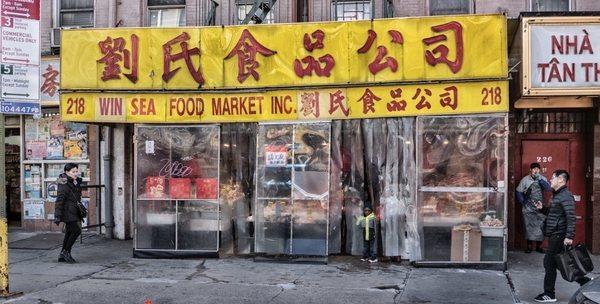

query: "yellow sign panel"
(61, 15), (507, 90)
(61, 81), (508, 123)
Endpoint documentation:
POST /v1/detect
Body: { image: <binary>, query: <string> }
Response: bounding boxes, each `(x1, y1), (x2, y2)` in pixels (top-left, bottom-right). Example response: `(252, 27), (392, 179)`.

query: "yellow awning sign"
(61, 81), (508, 123)
(60, 15), (507, 90)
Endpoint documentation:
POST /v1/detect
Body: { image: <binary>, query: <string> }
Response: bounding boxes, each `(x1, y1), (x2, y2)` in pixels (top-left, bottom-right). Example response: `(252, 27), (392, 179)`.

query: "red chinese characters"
(387, 88), (406, 112)
(162, 32), (204, 85)
(97, 34), (139, 83)
(412, 88), (432, 110)
(225, 29), (277, 83)
(41, 64), (59, 97)
(357, 88), (381, 114)
(300, 91), (320, 118)
(328, 89), (349, 117)
(439, 86), (458, 110)
(422, 21), (464, 74)
(294, 30), (335, 78)
(357, 29), (404, 75)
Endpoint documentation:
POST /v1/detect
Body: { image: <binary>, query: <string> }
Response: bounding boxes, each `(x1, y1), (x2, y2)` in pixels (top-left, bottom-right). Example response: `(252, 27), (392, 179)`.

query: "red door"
(519, 138), (587, 245)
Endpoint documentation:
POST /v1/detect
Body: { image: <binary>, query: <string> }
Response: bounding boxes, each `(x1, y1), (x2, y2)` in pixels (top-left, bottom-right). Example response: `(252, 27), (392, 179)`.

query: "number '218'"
(481, 87), (502, 105)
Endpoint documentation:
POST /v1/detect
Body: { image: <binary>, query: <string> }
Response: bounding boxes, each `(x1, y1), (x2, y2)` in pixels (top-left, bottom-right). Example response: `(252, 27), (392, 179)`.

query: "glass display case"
(255, 122), (330, 257)
(134, 125), (220, 256)
(416, 115), (507, 263)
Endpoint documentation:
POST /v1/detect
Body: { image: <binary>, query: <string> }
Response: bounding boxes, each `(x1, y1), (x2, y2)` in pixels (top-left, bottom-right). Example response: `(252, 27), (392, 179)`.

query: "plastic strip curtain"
(220, 123), (256, 254)
(328, 121), (343, 254)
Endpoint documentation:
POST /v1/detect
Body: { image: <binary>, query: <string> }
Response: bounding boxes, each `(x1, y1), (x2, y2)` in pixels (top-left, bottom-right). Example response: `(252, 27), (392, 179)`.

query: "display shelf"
(23, 159), (90, 164)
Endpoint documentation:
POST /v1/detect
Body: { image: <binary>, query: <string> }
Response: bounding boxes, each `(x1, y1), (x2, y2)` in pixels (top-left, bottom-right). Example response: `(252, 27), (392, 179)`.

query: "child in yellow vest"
(356, 205), (377, 263)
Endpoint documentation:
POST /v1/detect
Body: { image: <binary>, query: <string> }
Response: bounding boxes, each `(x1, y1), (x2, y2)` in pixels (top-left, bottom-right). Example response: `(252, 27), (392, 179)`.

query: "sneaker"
(368, 259), (378, 263)
(360, 258), (368, 262)
(536, 247), (545, 254)
(577, 276), (592, 286)
(58, 251), (68, 263)
(534, 293), (556, 303)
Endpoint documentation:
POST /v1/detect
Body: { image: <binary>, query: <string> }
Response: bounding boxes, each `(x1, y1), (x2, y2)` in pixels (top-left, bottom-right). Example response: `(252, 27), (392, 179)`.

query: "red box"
(170, 178), (192, 199)
(145, 177), (166, 198)
(195, 178), (218, 199)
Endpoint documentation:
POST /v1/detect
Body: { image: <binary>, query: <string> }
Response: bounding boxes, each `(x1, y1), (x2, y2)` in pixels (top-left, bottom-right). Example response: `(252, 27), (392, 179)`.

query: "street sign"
(0, 0), (40, 115)
(1, 0), (40, 20)
(0, 100), (40, 114)
(0, 16), (39, 65)
(0, 63), (39, 100)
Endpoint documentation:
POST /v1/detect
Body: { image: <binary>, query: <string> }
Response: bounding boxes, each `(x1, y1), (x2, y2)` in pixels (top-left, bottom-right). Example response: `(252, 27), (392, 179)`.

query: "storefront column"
(110, 125), (133, 240)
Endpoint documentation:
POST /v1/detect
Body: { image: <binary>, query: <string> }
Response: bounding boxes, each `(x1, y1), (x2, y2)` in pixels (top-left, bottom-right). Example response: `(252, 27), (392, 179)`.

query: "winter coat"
(356, 213), (376, 241)
(544, 186), (576, 239)
(54, 173), (83, 223)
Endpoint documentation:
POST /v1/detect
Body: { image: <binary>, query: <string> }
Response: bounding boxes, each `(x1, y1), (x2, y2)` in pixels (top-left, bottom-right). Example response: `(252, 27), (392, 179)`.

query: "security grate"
(516, 111), (585, 134)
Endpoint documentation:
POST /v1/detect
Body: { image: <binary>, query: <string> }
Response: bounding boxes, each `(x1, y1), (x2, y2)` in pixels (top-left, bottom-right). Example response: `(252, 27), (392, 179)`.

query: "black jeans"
(62, 221), (81, 253)
(543, 234), (590, 295)
(362, 239), (376, 260)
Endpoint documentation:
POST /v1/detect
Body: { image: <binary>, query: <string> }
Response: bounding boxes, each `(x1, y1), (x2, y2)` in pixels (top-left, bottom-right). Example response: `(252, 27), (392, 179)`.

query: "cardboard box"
(450, 225), (482, 262)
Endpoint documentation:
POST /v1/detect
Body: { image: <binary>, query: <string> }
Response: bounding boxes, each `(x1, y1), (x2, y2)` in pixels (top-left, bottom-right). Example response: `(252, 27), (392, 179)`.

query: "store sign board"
(60, 15), (508, 90)
(0, 63), (39, 100)
(40, 58), (60, 103)
(60, 80), (508, 123)
(523, 17), (600, 95)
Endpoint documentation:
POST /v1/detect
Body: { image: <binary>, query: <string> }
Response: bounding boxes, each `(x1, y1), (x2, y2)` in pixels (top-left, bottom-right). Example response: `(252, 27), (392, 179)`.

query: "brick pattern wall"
(593, 120), (600, 253)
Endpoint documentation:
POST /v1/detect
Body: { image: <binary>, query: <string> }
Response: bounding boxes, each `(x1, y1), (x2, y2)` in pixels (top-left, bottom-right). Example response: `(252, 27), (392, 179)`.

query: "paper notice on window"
(145, 140), (155, 154)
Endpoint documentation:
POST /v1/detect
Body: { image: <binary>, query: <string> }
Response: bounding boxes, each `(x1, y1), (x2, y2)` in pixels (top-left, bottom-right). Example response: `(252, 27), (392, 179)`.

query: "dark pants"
(527, 240), (543, 249)
(362, 238), (376, 260)
(62, 221), (81, 253)
(543, 234), (590, 295)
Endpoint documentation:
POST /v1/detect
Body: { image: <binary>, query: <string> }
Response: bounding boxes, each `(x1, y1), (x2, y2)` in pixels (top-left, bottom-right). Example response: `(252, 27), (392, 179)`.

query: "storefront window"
(134, 125), (220, 254)
(417, 115), (507, 262)
(22, 114), (91, 227)
(255, 122), (331, 257)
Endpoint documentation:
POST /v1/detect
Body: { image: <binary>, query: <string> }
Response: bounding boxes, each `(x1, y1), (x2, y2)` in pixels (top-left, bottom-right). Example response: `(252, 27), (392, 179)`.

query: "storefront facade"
(509, 14), (600, 253)
(60, 14), (509, 263)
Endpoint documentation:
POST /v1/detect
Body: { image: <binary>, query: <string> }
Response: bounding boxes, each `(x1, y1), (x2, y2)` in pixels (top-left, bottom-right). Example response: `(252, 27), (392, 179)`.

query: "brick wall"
(475, 0), (526, 18)
(40, 0), (52, 54)
(593, 119), (600, 253)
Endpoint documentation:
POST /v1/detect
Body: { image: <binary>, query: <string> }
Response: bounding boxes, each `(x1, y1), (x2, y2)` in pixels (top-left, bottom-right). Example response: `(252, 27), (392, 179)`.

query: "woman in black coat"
(54, 163), (84, 263)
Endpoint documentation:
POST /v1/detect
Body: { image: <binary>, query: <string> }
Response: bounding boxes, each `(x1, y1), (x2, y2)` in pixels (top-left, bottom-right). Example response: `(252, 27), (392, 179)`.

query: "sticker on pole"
(0, 100), (40, 114)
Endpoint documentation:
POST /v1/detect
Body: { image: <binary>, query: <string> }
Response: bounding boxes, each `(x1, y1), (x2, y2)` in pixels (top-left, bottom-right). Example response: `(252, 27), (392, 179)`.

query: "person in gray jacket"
(534, 169), (592, 303)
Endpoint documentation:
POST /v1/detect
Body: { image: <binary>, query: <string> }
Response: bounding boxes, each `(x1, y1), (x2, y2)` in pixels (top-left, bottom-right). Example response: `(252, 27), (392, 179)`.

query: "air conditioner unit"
(51, 26), (82, 48)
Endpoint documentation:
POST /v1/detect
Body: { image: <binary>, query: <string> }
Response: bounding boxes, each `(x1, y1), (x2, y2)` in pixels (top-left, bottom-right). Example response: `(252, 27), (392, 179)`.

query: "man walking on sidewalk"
(534, 169), (592, 303)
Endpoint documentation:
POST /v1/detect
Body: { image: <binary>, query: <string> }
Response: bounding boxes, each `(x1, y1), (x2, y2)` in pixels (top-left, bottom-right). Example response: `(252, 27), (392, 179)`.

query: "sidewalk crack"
(393, 268), (412, 304)
(504, 271), (521, 304)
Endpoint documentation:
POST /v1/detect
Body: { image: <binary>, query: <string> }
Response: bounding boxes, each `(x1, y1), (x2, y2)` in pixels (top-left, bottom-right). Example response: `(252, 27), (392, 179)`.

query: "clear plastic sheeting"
(135, 126), (221, 253)
(341, 120), (366, 256)
(417, 115), (507, 262)
(219, 123), (257, 255)
(328, 121), (343, 254)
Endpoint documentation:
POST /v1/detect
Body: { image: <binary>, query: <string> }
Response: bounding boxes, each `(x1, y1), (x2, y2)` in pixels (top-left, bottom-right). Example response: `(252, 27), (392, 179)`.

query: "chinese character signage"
(60, 80), (508, 123)
(61, 15), (507, 90)
(40, 58), (60, 103)
(523, 17), (600, 95)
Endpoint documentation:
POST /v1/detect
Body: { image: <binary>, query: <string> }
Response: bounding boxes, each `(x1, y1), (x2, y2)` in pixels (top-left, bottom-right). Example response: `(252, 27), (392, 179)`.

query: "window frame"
(428, 0), (474, 16)
(147, 1), (187, 27)
(331, 0), (373, 22)
(529, 0), (572, 12)
(53, 0), (95, 28)
(235, 1), (276, 25)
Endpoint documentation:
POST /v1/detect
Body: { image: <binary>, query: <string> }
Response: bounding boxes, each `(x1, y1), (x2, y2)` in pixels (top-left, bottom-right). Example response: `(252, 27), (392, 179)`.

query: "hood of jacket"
(57, 173), (82, 185)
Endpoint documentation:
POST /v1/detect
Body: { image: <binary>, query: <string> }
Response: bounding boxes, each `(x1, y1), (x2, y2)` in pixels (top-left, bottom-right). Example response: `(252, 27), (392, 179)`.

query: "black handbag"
(555, 244), (594, 282)
(77, 201), (88, 219)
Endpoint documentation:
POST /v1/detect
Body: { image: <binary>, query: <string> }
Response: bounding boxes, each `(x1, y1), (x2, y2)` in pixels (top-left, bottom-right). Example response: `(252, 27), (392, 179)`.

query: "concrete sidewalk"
(3, 230), (589, 304)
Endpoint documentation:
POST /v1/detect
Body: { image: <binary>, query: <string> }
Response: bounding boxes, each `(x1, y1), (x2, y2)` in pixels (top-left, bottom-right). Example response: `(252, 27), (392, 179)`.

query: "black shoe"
(525, 248), (532, 254)
(58, 251), (68, 263)
(578, 276), (592, 286)
(536, 247), (545, 254)
(534, 293), (556, 303)
(65, 252), (77, 264)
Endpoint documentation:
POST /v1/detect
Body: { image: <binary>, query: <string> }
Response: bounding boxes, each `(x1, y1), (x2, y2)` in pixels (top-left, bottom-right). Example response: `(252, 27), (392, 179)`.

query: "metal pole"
(0, 114), (7, 295)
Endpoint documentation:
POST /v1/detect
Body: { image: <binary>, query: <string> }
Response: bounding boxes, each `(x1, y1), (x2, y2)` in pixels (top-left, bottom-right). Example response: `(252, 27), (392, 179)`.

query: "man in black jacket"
(534, 169), (592, 303)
